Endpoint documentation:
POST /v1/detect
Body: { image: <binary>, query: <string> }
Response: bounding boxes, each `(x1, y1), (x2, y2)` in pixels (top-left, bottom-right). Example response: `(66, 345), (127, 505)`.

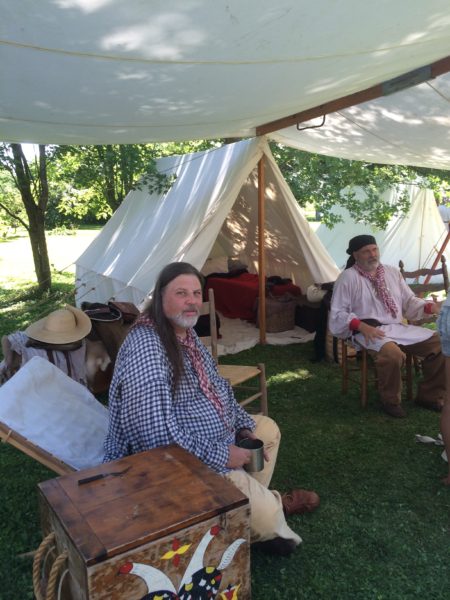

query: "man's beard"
(359, 258), (379, 272)
(367, 258), (379, 271)
(171, 309), (200, 329)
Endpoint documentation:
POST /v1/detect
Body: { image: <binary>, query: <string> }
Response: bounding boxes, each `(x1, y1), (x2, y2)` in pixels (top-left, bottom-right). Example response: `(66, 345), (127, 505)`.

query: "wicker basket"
(257, 295), (296, 332)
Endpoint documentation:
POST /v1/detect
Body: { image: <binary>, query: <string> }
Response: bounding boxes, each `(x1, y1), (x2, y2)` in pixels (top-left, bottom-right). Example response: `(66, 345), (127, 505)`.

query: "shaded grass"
(0, 281), (449, 598)
(221, 345), (450, 599)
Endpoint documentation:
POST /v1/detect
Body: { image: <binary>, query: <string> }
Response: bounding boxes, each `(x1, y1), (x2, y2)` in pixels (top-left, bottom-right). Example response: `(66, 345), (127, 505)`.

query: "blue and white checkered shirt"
(103, 324), (255, 473)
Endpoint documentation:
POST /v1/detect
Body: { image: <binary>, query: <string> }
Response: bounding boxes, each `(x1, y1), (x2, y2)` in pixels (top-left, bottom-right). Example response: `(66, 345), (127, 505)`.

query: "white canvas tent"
(75, 138), (339, 308)
(316, 185), (450, 273)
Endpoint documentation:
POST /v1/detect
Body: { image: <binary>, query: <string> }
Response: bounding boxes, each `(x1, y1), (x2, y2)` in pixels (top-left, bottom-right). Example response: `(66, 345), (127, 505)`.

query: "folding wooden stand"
(0, 421), (74, 475)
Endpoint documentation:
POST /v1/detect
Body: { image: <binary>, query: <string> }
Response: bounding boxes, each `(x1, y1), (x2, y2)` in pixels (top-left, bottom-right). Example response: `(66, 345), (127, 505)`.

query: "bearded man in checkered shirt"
(104, 262), (319, 556)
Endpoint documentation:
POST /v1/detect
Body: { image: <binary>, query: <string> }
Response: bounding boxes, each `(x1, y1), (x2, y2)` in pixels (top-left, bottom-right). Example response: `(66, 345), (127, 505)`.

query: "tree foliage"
(52, 140), (220, 222)
(0, 171), (25, 233)
(269, 143), (448, 229)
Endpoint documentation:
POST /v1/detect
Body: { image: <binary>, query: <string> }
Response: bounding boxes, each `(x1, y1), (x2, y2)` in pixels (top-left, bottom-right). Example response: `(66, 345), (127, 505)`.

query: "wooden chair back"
(199, 287), (218, 362)
(399, 255), (449, 296)
(199, 288), (268, 416)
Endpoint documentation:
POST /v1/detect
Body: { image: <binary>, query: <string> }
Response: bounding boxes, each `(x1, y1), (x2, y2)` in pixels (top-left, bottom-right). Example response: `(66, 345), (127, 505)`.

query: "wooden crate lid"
(38, 445), (248, 566)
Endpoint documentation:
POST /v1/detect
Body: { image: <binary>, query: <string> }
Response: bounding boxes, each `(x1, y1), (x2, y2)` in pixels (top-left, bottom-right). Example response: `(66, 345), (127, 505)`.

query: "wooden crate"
(37, 445), (250, 600)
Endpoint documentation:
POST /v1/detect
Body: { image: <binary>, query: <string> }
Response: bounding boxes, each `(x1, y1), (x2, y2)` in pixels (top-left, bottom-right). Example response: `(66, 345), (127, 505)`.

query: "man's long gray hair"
(145, 262), (204, 389)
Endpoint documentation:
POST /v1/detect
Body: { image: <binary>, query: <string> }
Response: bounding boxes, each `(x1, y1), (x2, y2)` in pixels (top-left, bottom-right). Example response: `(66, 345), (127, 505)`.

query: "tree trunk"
(27, 208), (52, 292)
(96, 145), (120, 211)
(11, 144), (52, 292)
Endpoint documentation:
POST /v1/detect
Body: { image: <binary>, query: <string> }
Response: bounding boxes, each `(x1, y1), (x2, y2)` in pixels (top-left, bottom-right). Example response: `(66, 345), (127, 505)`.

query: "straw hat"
(25, 305), (92, 344)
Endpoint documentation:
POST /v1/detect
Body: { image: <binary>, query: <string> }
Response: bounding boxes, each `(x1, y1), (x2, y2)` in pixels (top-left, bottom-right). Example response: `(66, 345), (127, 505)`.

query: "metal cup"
(238, 437), (264, 472)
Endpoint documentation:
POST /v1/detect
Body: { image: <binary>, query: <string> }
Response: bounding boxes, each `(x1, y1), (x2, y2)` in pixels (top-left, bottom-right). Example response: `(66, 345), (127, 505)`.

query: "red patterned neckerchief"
(134, 314), (224, 416)
(353, 264), (398, 318)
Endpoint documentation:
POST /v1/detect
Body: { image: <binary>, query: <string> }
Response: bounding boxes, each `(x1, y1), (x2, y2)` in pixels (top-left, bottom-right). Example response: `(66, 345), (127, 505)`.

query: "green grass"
(0, 243), (449, 598)
(222, 346), (450, 599)
(0, 271), (76, 599)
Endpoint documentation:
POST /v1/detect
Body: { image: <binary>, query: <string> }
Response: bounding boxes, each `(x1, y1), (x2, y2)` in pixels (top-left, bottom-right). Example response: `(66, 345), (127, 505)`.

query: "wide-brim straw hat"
(25, 304), (92, 344)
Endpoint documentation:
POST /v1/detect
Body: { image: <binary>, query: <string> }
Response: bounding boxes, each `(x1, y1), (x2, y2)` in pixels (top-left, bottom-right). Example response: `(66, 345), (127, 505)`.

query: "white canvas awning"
(3, 0), (450, 172)
(270, 71), (450, 170)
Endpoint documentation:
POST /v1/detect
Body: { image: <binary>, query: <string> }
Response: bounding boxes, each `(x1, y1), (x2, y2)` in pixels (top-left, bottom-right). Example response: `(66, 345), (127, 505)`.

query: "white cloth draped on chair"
(0, 356), (108, 471)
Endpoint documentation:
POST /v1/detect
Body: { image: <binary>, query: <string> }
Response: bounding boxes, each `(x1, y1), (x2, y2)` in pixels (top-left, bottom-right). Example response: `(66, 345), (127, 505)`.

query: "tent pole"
(258, 157), (266, 344)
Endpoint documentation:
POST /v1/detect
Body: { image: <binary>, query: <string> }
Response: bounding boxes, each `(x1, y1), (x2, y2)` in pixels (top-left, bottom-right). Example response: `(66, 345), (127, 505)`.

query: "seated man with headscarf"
(329, 234), (445, 418)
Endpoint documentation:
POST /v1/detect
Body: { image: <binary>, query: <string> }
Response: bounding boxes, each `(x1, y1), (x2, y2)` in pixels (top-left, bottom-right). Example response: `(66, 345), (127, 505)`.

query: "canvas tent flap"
(3, 0), (450, 158)
(75, 138), (339, 306)
(315, 185), (449, 276)
(216, 147), (340, 286)
(0, 357), (108, 471)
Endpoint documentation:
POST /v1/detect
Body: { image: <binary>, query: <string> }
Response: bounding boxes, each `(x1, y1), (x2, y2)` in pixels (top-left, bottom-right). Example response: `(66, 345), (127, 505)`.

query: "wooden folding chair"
(340, 338), (414, 408)
(0, 357), (108, 474)
(0, 422), (74, 475)
(200, 288), (268, 416)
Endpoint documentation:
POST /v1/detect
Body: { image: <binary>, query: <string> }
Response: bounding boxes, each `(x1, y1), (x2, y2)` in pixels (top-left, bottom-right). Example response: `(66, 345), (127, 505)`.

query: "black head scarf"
(345, 235), (377, 269)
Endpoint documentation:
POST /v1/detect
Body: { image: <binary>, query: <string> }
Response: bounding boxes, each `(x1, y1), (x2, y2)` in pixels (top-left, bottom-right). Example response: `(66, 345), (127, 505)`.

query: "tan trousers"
(370, 333), (445, 406)
(225, 415), (302, 545)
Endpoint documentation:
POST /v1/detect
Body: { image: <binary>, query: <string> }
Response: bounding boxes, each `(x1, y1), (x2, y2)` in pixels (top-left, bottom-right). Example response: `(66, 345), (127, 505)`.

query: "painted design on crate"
(161, 539), (192, 568)
(219, 584), (240, 599)
(119, 524), (245, 599)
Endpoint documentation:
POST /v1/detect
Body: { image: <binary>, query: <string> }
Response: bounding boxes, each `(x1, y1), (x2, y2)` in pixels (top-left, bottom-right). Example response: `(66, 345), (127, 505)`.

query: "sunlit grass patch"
(0, 277), (33, 291)
(269, 367), (312, 383)
(0, 270), (75, 350)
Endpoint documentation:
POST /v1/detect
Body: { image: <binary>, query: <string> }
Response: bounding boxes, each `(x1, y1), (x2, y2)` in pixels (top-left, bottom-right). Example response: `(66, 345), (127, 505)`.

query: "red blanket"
(206, 273), (301, 320)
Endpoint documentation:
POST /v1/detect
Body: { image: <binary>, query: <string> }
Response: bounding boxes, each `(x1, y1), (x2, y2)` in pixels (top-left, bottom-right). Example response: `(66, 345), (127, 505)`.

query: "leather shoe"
(382, 404), (406, 418)
(414, 398), (444, 412)
(252, 537), (297, 557)
(281, 489), (320, 516)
